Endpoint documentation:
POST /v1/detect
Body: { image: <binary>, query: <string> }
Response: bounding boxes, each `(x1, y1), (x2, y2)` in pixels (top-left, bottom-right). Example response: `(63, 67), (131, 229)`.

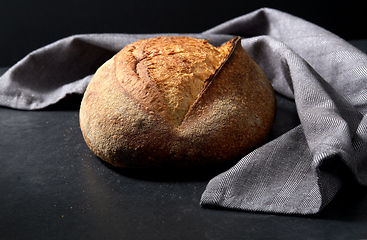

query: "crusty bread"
(137, 37), (232, 127)
(79, 36), (276, 167)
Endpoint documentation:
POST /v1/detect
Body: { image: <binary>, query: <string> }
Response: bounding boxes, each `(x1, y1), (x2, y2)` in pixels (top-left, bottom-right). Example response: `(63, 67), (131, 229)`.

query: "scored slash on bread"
(116, 36), (233, 128)
(79, 36), (276, 168)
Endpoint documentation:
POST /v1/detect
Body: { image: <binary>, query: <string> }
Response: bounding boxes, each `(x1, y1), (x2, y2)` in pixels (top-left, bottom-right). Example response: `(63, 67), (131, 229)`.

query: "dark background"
(1, 2), (367, 239)
(1, 0), (365, 67)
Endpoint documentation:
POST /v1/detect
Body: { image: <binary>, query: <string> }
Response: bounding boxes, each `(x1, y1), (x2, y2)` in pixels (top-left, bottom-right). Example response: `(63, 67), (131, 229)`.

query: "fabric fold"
(1, 8), (366, 214)
(200, 8), (367, 214)
(200, 35), (366, 214)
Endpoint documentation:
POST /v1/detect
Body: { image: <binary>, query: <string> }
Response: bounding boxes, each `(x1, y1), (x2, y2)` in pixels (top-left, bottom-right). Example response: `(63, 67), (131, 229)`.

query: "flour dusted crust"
(79, 36), (276, 167)
(134, 37), (232, 127)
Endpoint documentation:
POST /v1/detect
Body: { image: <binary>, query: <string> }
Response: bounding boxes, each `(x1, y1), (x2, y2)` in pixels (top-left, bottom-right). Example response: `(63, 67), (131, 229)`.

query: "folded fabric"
(1, 8), (366, 214)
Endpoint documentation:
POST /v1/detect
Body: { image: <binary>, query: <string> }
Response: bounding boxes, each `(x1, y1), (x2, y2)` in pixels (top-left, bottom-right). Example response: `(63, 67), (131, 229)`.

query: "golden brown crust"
(79, 36), (277, 167)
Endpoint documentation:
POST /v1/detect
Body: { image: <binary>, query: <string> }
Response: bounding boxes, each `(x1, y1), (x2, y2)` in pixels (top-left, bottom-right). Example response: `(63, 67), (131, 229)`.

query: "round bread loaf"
(79, 36), (276, 167)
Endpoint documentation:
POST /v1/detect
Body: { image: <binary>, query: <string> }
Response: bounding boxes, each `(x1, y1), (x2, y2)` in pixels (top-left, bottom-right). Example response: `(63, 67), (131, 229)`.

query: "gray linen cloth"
(1, 8), (366, 214)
